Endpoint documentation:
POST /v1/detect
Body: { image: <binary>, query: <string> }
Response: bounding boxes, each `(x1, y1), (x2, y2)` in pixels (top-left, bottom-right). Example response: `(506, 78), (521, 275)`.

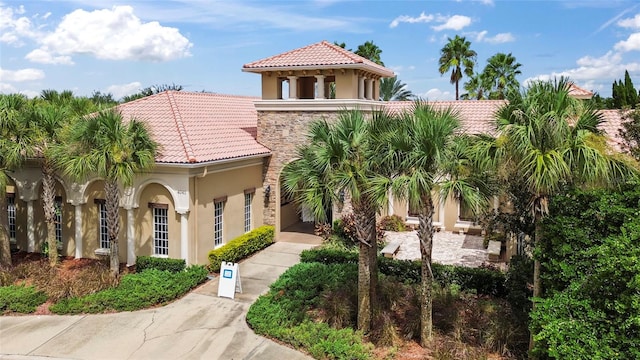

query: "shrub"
(378, 215), (406, 232)
(246, 262), (372, 359)
(301, 248), (506, 297)
(136, 256), (185, 273)
(0, 284), (47, 313)
(336, 213), (385, 245)
(50, 265), (208, 314)
(208, 225), (274, 272)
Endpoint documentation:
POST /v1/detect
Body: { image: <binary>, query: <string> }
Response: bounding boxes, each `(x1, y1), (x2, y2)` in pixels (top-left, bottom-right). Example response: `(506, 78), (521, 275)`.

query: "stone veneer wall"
(258, 109), (366, 231)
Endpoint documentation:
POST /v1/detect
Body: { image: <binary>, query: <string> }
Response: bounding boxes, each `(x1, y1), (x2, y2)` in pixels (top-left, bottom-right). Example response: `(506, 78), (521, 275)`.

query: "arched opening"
(277, 160), (325, 243)
(35, 179), (74, 256)
(135, 183), (179, 259)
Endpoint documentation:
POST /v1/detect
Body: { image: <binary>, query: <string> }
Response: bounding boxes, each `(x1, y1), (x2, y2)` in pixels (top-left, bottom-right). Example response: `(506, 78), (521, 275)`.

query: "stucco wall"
(193, 164), (263, 264)
(135, 183), (181, 259)
(82, 181), (126, 261)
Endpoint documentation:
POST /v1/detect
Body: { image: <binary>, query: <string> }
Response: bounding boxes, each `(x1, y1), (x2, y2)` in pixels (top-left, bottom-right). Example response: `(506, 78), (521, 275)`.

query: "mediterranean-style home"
(4, 41), (626, 266)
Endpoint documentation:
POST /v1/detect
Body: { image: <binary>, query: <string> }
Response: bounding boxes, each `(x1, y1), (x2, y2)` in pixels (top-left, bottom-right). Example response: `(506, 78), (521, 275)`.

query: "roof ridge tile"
(166, 91), (197, 163)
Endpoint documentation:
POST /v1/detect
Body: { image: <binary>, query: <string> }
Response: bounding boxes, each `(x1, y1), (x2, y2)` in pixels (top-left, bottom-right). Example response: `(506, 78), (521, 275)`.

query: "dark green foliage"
(208, 225), (274, 272)
(50, 265), (208, 314)
(300, 248), (506, 296)
(611, 70), (638, 109)
(0, 284), (47, 313)
(378, 214), (406, 232)
(136, 256), (185, 273)
(619, 108), (640, 161)
(246, 262), (372, 359)
(504, 255), (533, 325)
(531, 186), (640, 358)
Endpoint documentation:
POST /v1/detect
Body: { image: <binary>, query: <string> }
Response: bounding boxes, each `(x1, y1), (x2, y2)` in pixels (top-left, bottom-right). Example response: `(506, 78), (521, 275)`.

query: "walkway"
(0, 242), (316, 360)
(386, 230), (490, 267)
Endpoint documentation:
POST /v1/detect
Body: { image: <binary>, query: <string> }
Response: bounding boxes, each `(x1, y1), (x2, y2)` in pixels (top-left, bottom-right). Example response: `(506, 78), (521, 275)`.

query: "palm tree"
(0, 94), (31, 267)
(438, 35), (477, 100)
(375, 102), (492, 345)
(282, 110), (391, 333)
(462, 72), (491, 100)
(483, 53), (522, 99)
(355, 40), (384, 66)
(54, 109), (158, 277)
(477, 78), (637, 350)
(379, 76), (414, 101)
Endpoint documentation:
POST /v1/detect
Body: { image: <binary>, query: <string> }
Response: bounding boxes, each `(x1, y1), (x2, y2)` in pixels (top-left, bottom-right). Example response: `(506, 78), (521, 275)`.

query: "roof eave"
(242, 63), (394, 78)
(154, 152), (271, 169)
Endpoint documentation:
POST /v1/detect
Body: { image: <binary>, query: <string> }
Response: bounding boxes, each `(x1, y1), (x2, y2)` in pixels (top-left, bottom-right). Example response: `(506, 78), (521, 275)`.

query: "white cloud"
(106, 81), (142, 99)
(0, 82), (17, 93)
(614, 33), (640, 52)
(473, 0), (495, 5)
(422, 88), (454, 100)
(389, 12), (434, 28)
(524, 51), (640, 87)
(0, 4), (39, 45)
(475, 31), (515, 44)
(0, 67), (45, 82)
(25, 49), (74, 65)
(28, 5), (192, 64)
(618, 13), (640, 29)
(432, 15), (472, 31)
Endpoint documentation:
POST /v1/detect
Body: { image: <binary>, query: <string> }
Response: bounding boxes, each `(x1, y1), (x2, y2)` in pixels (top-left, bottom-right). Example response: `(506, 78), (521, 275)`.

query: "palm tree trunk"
(105, 180), (121, 278)
(529, 213), (543, 355)
(41, 161), (59, 266)
(0, 195), (11, 268)
(417, 196), (435, 346)
(455, 80), (460, 101)
(353, 199), (376, 333)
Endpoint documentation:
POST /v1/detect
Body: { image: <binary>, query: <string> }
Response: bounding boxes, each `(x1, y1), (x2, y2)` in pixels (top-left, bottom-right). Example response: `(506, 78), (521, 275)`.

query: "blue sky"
(1, 0), (639, 100)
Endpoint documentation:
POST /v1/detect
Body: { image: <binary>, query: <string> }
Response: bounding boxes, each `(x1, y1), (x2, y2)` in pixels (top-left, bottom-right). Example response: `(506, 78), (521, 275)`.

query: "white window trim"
(244, 192), (252, 233)
(214, 200), (224, 248)
(97, 200), (109, 250)
(151, 205), (169, 256)
(54, 197), (63, 250)
(7, 195), (16, 244)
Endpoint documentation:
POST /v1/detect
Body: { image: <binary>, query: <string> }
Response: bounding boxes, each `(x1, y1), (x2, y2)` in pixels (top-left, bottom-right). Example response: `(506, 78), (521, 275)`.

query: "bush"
(0, 284), (47, 313)
(300, 248), (506, 297)
(208, 225), (274, 272)
(136, 256), (185, 273)
(246, 262), (372, 359)
(378, 215), (406, 232)
(335, 213), (385, 246)
(50, 265), (208, 314)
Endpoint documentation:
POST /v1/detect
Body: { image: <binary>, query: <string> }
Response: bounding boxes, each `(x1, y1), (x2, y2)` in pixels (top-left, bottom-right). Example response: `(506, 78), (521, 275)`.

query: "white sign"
(217, 262), (242, 299)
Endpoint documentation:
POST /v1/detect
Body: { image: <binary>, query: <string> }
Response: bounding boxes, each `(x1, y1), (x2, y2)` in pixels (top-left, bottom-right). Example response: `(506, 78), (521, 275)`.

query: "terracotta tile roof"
(599, 109), (626, 151)
(243, 40), (394, 77)
(568, 82), (593, 99)
(116, 91), (270, 164)
(385, 100), (506, 135)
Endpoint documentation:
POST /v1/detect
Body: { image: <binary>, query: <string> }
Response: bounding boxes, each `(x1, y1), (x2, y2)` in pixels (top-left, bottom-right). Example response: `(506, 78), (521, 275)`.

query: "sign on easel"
(217, 261), (242, 299)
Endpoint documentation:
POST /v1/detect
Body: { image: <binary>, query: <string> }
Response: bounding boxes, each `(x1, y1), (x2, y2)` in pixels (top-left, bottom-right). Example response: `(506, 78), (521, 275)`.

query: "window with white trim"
(244, 192), (253, 233)
(7, 194), (15, 241)
(96, 200), (109, 249)
(214, 198), (224, 247)
(54, 197), (62, 246)
(150, 203), (169, 256)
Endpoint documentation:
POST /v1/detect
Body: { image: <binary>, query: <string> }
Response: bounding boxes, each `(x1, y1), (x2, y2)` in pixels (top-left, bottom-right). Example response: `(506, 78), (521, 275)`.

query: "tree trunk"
(529, 213), (543, 355)
(353, 198), (377, 333)
(0, 195), (11, 268)
(455, 80), (460, 101)
(105, 180), (121, 278)
(41, 161), (59, 266)
(417, 196), (435, 346)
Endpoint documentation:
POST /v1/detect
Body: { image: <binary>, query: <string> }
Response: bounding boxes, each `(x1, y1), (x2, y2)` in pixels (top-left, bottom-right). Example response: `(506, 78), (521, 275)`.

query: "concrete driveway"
(0, 242), (316, 360)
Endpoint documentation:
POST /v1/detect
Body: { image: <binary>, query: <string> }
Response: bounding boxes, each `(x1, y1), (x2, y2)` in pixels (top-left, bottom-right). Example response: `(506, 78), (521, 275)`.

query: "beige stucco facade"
(6, 157), (266, 266)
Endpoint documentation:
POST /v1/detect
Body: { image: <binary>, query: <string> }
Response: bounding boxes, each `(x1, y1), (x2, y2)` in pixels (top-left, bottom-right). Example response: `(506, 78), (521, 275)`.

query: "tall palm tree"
(355, 40), (384, 66)
(0, 94), (31, 267)
(477, 78), (637, 350)
(54, 109), (158, 277)
(375, 102), (492, 345)
(379, 76), (414, 101)
(282, 110), (392, 333)
(462, 72), (491, 100)
(438, 35), (477, 100)
(483, 52), (522, 100)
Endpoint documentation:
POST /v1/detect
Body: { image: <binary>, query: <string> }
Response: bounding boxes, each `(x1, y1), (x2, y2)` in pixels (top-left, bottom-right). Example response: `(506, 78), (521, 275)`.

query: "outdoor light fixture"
(264, 184), (271, 199)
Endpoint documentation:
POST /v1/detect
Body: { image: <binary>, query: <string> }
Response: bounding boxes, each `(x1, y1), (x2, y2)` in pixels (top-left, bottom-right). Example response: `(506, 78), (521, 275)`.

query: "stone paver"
(387, 230), (489, 267)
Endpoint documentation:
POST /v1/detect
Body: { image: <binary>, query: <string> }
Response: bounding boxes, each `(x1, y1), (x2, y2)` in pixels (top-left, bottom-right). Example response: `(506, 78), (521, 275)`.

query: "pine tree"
(624, 70), (638, 108)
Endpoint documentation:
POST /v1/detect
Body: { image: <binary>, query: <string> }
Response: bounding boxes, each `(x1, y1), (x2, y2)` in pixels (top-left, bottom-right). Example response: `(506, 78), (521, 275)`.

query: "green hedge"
(300, 248), (506, 297)
(0, 284), (47, 313)
(208, 225), (274, 272)
(136, 256), (185, 273)
(247, 262), (372, 360)
(50, 265), (208, 314)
